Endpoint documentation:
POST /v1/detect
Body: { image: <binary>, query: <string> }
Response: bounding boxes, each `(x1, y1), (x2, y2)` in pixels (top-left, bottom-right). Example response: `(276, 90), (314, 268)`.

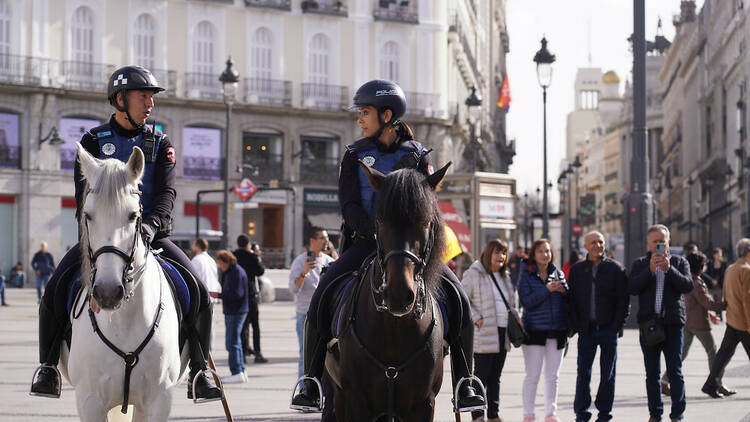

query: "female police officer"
(30, 66), (222, 403)
(291, 80), (485, 414)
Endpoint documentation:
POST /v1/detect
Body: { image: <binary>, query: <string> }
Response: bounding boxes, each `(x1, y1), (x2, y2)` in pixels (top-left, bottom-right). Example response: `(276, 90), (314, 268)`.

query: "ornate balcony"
(0, 54), (57, 86)
(244, 78), (292, 106)
(374, 0), (418, 24)
(406, 92), (441, 118)
(61, 61), (115, 91)
(300, 156), (339, 185)
(244, 0), (291, 10)
(184, 72), (223, 101)
(301, 83), (348, 111)
(301, 0), (347, 17)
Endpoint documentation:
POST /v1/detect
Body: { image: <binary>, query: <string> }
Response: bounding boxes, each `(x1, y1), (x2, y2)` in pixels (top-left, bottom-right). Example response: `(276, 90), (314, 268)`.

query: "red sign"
(233, 178), (258, 201)
(572, 224), (583, 235)
(438, 202), (472, 253)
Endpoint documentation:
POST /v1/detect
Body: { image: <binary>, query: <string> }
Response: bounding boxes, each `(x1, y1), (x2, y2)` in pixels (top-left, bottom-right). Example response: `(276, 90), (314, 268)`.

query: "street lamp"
(523, 192), (529, 249)
(534, 36), (556, 238)
(219, 56), (240, 250)
(38, 124), (65, 147)
(687, 175), (695, 242)
(465, 86), (482, 173)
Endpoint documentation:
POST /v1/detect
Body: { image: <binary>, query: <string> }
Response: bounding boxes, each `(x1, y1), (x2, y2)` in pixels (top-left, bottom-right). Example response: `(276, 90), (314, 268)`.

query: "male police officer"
(30, 66), (221, 402)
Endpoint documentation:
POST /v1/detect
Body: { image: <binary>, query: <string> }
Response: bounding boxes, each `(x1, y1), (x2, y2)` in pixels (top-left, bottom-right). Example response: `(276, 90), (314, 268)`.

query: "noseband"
(371, 221), (434, 318)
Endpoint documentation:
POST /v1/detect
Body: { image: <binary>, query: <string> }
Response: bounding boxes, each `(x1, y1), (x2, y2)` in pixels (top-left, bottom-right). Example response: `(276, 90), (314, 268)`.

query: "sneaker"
(471, 417), (486, 422)
(1, 303), (8, 306)
(254, 355), (268, 363)
(523, 414), (536, 422)
(718, 385), (737, 396)
(221, 372), (247, 384)
(544, 415), (560, 422)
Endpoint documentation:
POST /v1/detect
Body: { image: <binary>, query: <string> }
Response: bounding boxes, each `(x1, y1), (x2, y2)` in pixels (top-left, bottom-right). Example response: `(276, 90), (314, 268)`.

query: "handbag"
(639, 317), (665, 347)
(489, 273), (527, 348)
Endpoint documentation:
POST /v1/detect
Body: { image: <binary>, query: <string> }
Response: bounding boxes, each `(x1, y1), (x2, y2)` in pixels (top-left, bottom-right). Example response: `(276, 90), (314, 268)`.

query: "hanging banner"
(59, 118), (101, 171)
(0, 112), (20, 169)
(183, 127), (221, 180)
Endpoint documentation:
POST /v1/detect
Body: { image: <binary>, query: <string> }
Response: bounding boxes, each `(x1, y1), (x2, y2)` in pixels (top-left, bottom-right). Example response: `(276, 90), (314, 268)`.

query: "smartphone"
(307, 251), (315, 261)
(656, 243), (666, 255)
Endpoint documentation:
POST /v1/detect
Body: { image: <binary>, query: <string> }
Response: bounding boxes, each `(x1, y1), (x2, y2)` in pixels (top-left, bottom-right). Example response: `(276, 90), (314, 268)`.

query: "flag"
(497, 74), (511, 113)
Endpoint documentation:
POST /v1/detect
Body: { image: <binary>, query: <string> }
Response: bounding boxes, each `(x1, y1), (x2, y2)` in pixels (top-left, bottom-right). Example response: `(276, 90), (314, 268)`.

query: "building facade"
(0, 0), (511, 273)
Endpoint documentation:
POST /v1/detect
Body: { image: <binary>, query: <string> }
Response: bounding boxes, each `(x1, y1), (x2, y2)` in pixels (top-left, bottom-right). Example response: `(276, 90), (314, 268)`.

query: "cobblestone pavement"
(2, 287), (749, 421)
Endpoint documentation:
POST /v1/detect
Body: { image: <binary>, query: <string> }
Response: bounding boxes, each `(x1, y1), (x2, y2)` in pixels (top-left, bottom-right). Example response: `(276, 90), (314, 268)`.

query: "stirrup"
(290, 375), (325, 413)
(452, 375), (487, 413)
(191, 367), (224, 404)
(29, 364), (62, 399)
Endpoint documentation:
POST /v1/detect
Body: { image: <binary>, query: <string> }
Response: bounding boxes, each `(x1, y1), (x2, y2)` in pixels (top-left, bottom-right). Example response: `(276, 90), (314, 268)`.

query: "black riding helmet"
(349, 80), (407, 140)
(107, 65), (165, 129)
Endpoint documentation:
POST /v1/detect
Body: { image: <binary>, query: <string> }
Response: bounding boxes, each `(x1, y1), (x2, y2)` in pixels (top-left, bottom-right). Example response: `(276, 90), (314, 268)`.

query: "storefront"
(303, 188), (342, 246)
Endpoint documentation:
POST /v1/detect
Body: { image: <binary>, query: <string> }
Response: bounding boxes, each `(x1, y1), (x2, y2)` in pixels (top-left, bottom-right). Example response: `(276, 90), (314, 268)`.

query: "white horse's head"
(77, 143), (146, 310)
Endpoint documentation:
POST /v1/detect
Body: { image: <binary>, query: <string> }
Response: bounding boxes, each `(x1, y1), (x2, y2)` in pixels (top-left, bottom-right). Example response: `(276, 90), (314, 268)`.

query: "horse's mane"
(374, 168), (446, 295)
(78, 157), (141, 287)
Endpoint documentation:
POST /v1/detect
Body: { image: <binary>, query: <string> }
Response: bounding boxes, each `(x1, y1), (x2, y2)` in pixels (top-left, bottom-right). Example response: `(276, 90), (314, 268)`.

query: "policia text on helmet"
(350, 79), (413, 146)
(107, 66), (165, 130)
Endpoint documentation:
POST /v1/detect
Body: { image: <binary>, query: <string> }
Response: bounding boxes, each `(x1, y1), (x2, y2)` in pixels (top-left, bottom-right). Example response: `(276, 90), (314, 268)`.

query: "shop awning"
(305, 211), (342, 234)
(438, 202), (471, 253)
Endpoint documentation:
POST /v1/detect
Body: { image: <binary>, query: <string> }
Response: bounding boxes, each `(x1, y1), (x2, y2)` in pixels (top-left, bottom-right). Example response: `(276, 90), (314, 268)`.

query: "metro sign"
(233, 178), (258, 201)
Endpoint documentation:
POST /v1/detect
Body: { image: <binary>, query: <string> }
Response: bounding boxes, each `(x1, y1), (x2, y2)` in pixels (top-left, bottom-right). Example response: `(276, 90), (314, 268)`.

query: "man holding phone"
(289, 227), (335, 378)
(628, 224), (693, 422)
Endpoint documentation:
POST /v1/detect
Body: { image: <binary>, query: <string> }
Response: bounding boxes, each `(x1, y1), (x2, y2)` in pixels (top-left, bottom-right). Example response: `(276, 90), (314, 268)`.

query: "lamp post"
(523, 192), (529, 249)
(687, 175), (695, 242)
(570, 156), (582, 250)
(219, 57), (239, 250)
(534, 37), (556, 239)
(465, 86), (482, 173)
(705, 177), (714, 248)
(558, 170), (568, 261)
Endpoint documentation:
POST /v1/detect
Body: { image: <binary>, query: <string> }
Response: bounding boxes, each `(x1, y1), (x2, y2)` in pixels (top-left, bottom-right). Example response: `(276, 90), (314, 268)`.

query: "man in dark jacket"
(569, 231), (629, 422)
(628, 224), (693, 422)
(31, 242), (55, 302)
(234, 235), (267, 363)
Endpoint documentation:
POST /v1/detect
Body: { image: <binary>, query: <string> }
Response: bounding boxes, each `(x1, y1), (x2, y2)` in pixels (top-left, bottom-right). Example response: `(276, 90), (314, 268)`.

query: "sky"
(505, 0), (705, 207)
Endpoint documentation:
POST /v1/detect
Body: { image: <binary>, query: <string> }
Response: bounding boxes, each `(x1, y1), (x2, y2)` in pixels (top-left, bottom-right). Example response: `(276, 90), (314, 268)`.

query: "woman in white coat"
(462, 239), (515, 422)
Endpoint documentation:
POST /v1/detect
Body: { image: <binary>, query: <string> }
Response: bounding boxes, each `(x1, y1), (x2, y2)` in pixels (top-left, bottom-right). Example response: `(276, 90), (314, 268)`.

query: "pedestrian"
(660, 251), (730, 396)
(568, 231), (629, 422)
(462, 238), (515, 422)
(191, 237), (221, 351)
(562, 249), (583, 280)
(291, 80), (484, 413)
(705, 247), (727, 320)
(628, 224), (693, 422)
(211, 250), (248, 384)
(518, 238), (568, 422)
(234, 236), (267, 363)
(0, 268), (7, 306)
(31, 241), (55, 302)
(8, 262), (25, 288)
(289, 227), (335, 378)
(509, 248), (527, 288)
(30, 66), (220, 401)
(701, 238), (750, 398)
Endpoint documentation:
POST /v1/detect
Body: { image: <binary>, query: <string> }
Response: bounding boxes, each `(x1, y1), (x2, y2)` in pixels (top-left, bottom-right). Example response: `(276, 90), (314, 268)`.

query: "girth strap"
(88, 284), (164, 414)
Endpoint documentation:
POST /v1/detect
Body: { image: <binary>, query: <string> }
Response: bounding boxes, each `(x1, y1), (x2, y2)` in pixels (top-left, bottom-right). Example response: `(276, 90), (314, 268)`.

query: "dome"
(603, 71), (620, 84)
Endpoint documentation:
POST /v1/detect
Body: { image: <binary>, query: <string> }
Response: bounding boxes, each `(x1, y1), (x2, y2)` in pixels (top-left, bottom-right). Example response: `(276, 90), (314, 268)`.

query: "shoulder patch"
(166, 147), (176, 163)
(101, 142), (116, 156)
(362, 155), (376, 167)
(96, 130), (112, 139)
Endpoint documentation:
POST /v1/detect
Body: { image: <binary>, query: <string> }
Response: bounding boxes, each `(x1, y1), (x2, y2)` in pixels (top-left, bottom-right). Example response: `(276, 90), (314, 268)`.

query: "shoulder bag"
(489, 272), (527, 348)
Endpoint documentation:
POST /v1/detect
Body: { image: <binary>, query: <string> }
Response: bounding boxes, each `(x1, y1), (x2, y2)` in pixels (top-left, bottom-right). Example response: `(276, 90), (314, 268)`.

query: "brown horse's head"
(359, 161), (450, 317)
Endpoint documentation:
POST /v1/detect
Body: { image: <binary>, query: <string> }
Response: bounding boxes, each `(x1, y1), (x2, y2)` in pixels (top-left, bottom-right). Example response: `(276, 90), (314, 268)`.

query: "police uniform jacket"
(74, 115), (176, 235)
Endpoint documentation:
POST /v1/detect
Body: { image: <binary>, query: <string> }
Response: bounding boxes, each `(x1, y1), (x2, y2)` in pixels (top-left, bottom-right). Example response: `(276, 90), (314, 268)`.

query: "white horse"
(58, 143), (187, 421)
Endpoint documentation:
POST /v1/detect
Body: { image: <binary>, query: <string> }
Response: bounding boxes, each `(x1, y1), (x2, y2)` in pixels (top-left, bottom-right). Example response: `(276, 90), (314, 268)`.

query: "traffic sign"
(233, 178), (258, 201)
(572, 224), (583, 235)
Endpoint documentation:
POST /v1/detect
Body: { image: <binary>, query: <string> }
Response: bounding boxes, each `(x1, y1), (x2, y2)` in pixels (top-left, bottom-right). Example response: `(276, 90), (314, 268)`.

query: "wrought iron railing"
(244, 0), (291, 10)
(0, 145), (20, 169)
(244, 78), (292, 106)
(301, 83), (348, 111)
(373, 1), (418, 24)
(151, 69), (178, 97)
(61, 61), (115, 91)
(243, 153), (283, 182)
(184, 72), (223, 101)
(406, 92), (441, 117)
(0, 54), (57, 86)
(183, 156), (221, 180)
(301, 0), (348, 17)
(300, 157), (339, 185)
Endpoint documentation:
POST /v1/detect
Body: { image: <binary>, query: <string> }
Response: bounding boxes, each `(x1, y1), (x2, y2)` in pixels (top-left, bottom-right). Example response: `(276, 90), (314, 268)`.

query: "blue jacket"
(31, 251), (55, 276)
(218, 263), (249, 315)
(518, 261), (568, 332)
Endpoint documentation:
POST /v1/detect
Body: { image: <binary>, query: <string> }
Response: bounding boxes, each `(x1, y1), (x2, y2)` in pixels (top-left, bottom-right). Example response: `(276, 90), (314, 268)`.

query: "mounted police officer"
(30, 66), (222, 402)
(290, 80), (486, 414)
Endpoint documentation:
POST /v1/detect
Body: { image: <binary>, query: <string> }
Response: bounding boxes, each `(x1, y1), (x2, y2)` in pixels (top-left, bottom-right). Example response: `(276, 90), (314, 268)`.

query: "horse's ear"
(358, 159), (385, 191)
(426, 161), (451, 191)
(126, 147), (145, 185)
(76, 142), (100, 183)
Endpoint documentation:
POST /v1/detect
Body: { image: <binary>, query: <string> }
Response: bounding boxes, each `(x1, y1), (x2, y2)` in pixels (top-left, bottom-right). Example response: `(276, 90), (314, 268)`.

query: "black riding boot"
(449, 321), (486, 411)
(291, 318), (327, 411)
(187, 305), (223, 402)
(30, 301), (63, 398)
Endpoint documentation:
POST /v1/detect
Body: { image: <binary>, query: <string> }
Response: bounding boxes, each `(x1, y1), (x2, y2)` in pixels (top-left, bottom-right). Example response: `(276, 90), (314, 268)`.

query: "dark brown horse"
(325, 162), (451, 421)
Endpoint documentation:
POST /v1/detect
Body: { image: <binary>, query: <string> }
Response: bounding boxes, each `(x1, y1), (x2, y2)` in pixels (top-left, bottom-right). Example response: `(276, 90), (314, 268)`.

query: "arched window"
(251, 27), (273, 80)
(71, 6), (94, 75)
(134, 14), (155, 69)
(193, 21), (215, 76)
(308, 33), (329, 85)
(380, 41), (399, 82)
(0, 0), (11, 71)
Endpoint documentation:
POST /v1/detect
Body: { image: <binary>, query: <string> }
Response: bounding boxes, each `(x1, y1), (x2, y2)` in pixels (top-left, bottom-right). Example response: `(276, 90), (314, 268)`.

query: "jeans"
(471, 327), (508, 420)
(0, 276), (6, 304)
(296, 312), (306, 378)
(574, 325), (618, 422)
(662, 327), (718, 384)
(704, 323), (750, 388)
(224, 313), (247, 375)
(36, 273), (50, 300)
(640, 323), (685, 420)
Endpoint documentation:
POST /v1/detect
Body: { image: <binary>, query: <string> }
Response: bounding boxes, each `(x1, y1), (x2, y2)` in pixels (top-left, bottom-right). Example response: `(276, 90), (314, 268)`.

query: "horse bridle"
(371, 221), (435, 318)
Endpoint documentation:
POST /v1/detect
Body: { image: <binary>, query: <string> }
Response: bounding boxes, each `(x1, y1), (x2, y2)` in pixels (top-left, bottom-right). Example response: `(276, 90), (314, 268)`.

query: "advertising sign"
(0, 112), (19, 169)
(438, 201), (472, 252)
(479, 198), (514, 221)
(59, 118), (101, 171)
(183, 127), (221, 180)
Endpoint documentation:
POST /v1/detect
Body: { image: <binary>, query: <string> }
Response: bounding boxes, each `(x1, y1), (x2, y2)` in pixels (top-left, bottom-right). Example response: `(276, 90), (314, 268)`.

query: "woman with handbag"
(462, 239), (519, 422)
(518, 239), (568, 422)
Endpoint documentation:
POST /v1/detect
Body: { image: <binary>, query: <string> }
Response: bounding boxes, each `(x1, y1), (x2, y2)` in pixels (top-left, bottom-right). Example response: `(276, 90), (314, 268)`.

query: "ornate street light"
(534, 37), (556, 238)
(465, 86), (482, 173)
(219, 57), (240, 250)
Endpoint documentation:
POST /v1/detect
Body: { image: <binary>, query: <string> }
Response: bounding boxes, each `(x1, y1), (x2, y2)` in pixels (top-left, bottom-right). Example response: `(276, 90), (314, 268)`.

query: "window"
(193, 21), (215, 76)
(71, 6), (94, 74)
(580, 90), (599, 110)
(380, 41), (399, 82)
(0, 0), (10, 56)
(309, 34), (329, 84)
(243, 131), (283, 182)
(134, 14), (155, 69)
(705, 105), (713, 153)
(251, 28), (273, 80)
